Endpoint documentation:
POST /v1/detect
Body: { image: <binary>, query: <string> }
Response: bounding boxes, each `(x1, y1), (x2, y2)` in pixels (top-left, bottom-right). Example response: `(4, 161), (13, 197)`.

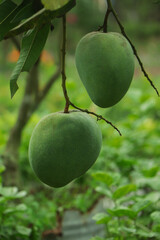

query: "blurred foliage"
(0, 161), (57, 240)
(114, 0), (160, 39)
(115, 0), (160, 21)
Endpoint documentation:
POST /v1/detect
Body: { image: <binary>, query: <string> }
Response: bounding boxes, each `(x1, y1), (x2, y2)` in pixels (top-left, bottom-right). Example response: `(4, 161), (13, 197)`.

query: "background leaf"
(108, 208), (137, 219)
(16, 225), (31, 236)
(151, 211), (160, 223)
(142, 166), (159, 178)
(113, 184), (137, 199)
(92, 171), (114, 187)
(92, 213), (111, 224)
(132, 200), (151, 213)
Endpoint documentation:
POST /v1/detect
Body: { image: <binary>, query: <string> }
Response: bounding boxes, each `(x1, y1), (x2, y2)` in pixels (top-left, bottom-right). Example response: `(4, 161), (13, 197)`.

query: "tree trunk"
(3, 62), (39, 186)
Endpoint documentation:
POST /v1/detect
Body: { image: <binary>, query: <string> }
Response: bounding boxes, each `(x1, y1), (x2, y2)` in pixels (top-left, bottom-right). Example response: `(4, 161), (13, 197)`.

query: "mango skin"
(28, 111), (102, 188)
(75, 32), (135, 108)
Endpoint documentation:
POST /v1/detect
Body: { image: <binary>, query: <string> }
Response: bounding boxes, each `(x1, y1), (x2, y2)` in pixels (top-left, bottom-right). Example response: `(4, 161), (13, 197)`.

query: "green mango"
(29, 111), (102, 188)
(75, 32), (135, 108)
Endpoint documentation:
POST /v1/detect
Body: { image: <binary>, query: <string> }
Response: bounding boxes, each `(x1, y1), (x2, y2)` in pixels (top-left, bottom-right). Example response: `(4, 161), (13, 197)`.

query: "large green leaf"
(10, 23), (50, 97)
(0, 0), (16, 23)
(113, 184), (137, 200)
(5, 0), (76, 39)
(11, 2), (34, 23)
(0, 0), (33, 41)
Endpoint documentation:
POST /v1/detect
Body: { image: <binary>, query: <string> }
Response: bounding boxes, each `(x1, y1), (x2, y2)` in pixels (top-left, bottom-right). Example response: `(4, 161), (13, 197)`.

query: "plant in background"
(1, 0), (159, 187)
(0, 162), (31, 239)
(91, 169), (160, 239)
(0, 160), (58, 239)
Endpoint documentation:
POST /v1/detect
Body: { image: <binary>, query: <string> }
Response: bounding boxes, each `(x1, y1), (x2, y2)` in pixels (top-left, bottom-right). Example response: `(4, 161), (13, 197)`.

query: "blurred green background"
(0, 0), (160, 239)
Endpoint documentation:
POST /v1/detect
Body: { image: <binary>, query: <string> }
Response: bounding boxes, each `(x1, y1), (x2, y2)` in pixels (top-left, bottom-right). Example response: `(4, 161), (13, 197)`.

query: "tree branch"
(98, 1), (112, 32)
(105, 0), (159, 96)
(69, 101), (122, 136)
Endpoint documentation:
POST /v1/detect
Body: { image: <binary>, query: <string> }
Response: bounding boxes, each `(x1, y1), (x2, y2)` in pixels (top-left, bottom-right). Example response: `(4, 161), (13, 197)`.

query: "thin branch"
(69, 101), (122, 136)
(107, 0), (159, 96)
(98, 2), (112, 32)
(61, 15), (70, 113)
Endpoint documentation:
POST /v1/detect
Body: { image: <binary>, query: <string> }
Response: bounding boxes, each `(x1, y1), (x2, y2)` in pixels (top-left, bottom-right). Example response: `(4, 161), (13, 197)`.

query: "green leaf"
(92, 171), (114, 186)
(0, 186), (26, 199)
(113, 184), (137, 200)
(0, 164), (5, 174)
(136, 229), (156, 238)
(145, 192), (160, 203)
(108, 208), (137, 219)
(0, 196), (5, 203)
(142, 166), (159, 178)
(6, 0), (76, 38)
(95, 186), (113, 198)
(16, 225), (31, 236)
(4, 203), (27, 214)
(92, 213), (111, 224)
(0, 186), (18, 197)
(16, 190), (27, 198)
(119, 226), (136, 234)
(11, 2), (34, 23)
(16, 203), (27, 211)
(0, 0), (16, 23)
(151, 211), (160, 223)
(0, 1), (23, 40)
(42, 0), (70, 10)
(132, 200), (151, 213)
(10, 23), (50, 97)
(11, 0), (23, 5)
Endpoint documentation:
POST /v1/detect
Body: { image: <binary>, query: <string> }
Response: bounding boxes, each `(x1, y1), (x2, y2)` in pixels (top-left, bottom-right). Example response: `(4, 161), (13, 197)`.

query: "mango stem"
(61, 15), (70, 113)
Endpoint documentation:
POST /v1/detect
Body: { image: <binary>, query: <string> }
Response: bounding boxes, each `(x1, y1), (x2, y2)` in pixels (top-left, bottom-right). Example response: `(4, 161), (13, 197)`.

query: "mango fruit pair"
(29, 31), (134, 188)
(75, 32), (135, 108)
